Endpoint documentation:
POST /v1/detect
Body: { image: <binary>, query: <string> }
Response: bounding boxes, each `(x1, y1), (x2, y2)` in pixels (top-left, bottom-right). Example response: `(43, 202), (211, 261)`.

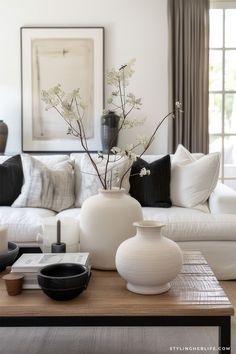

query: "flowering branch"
(41, 61), (182, 191)
(41, 85), (106, 188)
(103, 61), (142, 186)
(119, 102), (182, 188)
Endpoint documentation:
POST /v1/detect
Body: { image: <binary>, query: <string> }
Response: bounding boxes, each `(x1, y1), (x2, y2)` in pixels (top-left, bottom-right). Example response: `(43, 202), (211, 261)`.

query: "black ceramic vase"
(0, 120), (8, 153)
(101, 111), (120, 154)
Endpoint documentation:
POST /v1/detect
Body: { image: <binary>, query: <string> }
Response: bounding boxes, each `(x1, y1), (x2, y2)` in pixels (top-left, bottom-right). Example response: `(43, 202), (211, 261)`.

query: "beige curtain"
(169, 0), (209, 153)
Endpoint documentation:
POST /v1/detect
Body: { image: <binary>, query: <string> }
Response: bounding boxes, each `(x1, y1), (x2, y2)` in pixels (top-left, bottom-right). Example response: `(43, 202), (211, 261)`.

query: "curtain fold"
(169, 0), (209, 153)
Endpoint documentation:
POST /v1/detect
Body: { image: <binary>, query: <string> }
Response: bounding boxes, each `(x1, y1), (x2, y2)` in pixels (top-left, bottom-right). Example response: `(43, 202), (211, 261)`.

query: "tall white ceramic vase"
(79, 188), (143, 270)
(115, 220), (183, 294)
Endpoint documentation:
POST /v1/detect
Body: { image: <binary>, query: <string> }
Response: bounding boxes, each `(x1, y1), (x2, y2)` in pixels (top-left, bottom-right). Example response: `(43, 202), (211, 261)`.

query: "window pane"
(225, 50), (236, 91)
(209, 50), (222, 91)
(210, 9), (223, 48)
(224, 136), (236, 174)
(225, 9), (236, 48)
(225, 94), (236, 133)
(209, 135), (223, 178)
(209, 93), (222, 134)
(225, 180), (236, 190)
(209, 135), (222, 153)
(209, 9), (236, 188)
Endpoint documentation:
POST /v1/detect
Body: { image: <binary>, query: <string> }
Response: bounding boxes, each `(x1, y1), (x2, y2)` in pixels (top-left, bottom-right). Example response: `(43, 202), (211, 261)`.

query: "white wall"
(0, 0), (169, 154)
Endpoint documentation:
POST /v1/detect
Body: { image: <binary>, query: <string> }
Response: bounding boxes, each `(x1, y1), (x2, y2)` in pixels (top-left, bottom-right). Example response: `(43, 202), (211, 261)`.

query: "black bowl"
(38, 263), (91, 301)
(0, 242), (19, 272)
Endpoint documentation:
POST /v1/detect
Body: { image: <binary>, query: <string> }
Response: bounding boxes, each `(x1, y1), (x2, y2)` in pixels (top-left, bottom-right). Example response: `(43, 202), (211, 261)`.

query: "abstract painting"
(21, 27), (104, 152)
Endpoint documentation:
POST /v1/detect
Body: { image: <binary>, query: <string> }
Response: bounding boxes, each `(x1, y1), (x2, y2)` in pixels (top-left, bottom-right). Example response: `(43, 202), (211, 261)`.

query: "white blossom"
(121, 117), (146, 129)
(66, 88), (80, 101)
(61, 101), (76, 121)
(126, 150), (137, 161)
(127, 93), (142, 108)
(111, 146), (122, 154)
(106, 59), (136, 87)
(107, 97), (113, 104)
(175, 101), (182, 109)
(79, 101), (87, 110)
(137, 135), (150, 149)
(139, 167), (151, 177)
(125, 144), (134, 151)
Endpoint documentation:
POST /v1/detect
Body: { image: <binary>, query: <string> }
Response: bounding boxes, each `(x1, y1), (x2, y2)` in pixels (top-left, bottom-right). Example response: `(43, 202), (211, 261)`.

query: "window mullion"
(222, 8), (225, 183)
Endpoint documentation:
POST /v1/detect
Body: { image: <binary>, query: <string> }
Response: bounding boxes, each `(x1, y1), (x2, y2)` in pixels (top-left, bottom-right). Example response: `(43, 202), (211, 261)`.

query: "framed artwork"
(21, 27), (104, 152)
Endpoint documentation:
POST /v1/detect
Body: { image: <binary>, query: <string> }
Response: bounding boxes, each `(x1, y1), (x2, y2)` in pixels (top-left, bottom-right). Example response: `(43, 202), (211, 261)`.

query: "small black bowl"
(38, 263), (91, 301)
(0, 242), (19, 272)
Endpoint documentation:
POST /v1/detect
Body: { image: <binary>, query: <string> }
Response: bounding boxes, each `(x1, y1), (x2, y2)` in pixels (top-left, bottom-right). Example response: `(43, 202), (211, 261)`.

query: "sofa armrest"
(209, 182), (236, 214)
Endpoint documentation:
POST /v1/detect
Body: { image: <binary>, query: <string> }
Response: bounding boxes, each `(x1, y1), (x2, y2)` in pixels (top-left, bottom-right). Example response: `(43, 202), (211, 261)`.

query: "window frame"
(209, 1), (236, 187)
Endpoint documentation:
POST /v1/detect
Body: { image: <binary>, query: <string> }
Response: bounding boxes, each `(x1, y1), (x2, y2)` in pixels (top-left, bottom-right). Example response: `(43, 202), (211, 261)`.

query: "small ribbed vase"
(101, 111), (120, 154)
(115, 220), (183, 295)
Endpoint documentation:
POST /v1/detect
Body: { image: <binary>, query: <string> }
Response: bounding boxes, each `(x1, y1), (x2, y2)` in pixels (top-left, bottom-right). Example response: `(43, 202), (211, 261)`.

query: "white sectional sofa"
(1, 153), (236, 280)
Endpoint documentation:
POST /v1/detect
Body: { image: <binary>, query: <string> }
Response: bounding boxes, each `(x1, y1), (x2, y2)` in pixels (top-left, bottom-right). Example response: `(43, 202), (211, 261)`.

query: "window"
(209, 1), (236, 190)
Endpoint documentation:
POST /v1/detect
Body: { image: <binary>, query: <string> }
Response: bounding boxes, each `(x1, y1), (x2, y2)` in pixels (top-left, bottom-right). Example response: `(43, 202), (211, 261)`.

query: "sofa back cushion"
(31, 155), (70, 166)
(69, 152), (205, 207)
(12, 155), (75, 212)
(71, 153), (132, 207)
(129, 155), (172, 207)
(171, 145), (220, 208)
(0, 154), (70, 165)
(0, 155), (23, 206)
(140, 153), (203, 163)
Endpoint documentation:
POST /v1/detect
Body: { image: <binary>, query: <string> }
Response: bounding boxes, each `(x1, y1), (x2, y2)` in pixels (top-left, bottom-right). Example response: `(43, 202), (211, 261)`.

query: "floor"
(0, 281), (235, 354)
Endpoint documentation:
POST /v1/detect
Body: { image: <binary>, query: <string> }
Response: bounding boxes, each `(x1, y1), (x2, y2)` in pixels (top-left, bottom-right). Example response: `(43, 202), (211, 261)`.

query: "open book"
(12, 253), (90, 273)
(11, 253), (90, 290)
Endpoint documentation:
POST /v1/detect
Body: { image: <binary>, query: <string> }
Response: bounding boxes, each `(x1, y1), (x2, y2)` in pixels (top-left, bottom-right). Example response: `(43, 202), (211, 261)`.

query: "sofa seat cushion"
(142, 207), (236, 242)
(57, 208), (81, 219)
(59, 206), (236, 242)
(0, 207), (56, 243)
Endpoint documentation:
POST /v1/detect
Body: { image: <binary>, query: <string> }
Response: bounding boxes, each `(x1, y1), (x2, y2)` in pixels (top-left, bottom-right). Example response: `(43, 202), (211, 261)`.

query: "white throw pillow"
(12, 154), (75, 212)
(73, 153), (132, 207)
(171, 145), (220, 208)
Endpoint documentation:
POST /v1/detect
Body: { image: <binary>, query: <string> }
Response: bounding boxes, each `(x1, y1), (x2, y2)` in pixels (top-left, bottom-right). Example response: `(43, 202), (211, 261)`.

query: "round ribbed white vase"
(79, 188), (143, 270)
(115, 220), (183, 294)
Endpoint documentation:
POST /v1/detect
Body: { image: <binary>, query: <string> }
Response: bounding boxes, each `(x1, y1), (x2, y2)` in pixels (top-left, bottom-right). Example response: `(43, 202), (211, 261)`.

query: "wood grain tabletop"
(0, 251), (234, 317)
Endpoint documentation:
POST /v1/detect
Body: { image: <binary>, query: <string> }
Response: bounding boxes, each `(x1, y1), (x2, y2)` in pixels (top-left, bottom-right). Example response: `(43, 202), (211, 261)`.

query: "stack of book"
(11, 253), (90, 289)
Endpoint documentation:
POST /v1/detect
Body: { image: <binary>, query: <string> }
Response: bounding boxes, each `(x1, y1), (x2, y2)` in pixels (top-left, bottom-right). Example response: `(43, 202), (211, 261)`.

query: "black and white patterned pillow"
(12, 154), (75, 212)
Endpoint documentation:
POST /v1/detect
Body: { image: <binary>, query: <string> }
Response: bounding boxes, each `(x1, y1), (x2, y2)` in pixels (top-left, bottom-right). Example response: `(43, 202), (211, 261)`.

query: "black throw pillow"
(0, 155), (23, 206)
(129, 155), (172, 207)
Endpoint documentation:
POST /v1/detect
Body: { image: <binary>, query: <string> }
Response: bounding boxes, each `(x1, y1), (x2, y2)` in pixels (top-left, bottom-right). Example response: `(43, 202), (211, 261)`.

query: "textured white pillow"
(73, 153), (132, 207)
(171, 145), (220, 208)
(12, 154), (75, 212)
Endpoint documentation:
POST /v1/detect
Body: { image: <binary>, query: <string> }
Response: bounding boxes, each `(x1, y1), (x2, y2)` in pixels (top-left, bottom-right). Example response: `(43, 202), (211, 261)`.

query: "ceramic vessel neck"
(99, 187), (125, 199)
(134, 221), (165, 239)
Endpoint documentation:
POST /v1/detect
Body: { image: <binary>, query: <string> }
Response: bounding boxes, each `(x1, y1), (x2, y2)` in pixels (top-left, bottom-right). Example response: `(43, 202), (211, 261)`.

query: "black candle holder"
(51, 220), (66, 253)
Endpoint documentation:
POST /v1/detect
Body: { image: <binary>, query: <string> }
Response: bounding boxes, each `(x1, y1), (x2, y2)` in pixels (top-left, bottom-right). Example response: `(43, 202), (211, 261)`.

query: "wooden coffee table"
(0, 251), (234, 353)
